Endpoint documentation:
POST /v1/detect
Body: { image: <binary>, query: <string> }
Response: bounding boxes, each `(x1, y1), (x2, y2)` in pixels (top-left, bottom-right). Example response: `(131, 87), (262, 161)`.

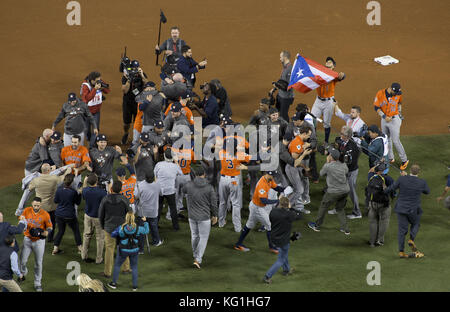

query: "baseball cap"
(68, 92), (77, 102)
(131, 60), (140, 68)
(269, 107), (278, 115)
(265, 170), (277, 176)
(154, 120), (164, 129)
(292, 111), (306, 121)
(260, 98), (271, 105)
(328, 147), (341, 160)
(171, 102), (182, 112)
(50, 131), (61, 141)
(391, 82), (402, 95)
(326, 56), (336, 66)
(368, 124), (380, 134)
(144, 81), (156, 88)
(115, 167), (126, 177)
(180, 90), (193, 100)
(375, 162), (387, 172)
(140, 132), (150, 142)
(96, 134), (107, 142)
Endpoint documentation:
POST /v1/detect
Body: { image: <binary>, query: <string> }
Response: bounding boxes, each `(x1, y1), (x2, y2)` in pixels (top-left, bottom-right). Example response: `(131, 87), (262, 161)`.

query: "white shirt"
(335, 108), (366, 145)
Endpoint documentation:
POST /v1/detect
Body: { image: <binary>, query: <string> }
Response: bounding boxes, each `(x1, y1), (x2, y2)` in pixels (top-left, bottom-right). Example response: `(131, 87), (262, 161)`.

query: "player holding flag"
(288, 54), (345, 143)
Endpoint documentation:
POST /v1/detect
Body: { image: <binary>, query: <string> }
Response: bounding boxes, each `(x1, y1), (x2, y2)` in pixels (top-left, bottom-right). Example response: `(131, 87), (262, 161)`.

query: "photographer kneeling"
(263, 196), (301, 284)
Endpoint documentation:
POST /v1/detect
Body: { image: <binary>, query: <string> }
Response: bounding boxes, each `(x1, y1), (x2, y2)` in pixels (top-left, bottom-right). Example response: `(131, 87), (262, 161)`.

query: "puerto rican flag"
(288, 54), (338, 93)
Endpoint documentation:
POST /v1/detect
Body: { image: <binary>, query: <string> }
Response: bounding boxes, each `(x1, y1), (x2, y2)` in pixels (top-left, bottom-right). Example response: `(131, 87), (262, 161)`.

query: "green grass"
(2, 132), (450, 292)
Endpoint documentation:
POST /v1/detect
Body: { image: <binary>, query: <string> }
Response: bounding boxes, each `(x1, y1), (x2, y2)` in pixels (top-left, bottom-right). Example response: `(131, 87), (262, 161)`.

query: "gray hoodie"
(53, 99), (97, 135)
(98, 193), (131, 233)
(183, 177), (218, 221)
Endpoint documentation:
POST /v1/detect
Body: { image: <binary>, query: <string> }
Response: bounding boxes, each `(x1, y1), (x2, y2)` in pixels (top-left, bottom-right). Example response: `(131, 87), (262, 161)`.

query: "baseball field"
(1, 0), (449, 294)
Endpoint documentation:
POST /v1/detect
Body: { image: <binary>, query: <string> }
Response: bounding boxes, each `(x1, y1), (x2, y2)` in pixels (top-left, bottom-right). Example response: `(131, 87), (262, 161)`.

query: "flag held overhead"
(288, 54), (338, 93)
(160, 10), (167, 23)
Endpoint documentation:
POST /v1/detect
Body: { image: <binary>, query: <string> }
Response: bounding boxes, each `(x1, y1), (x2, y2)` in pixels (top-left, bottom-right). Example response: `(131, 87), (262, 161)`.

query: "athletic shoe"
(269, 248), (279, 255)
(193, 261), (201, 269)
(52, 249), (64, 255)
(121, 133), (128, 145)
(153, 240), (164, 247)
(257, 225), (266, 232)
(95, 260), (104, 265)
(328, 209), (337, 215)
(412, 251), (425, 258)
(369, 243), (376, 248)
(165, 214), (172, 220)
(299, 208), (311, 214)
(262, 276), (272, 284)
(400, 160), (409, 171)
(375, 241), (384, 246)
(347, 214), (362, 219)
(82, 257), (95, 263)
(282, 268), (295, 276)
(408, 239), (417, 252)
(399, 252), (409, 258)
(308, 222), (320, 232)
(234, 244), (250, 252)
(340, 229), (351, 235)
(35, 285), (42, 292)
(302, 198), (311, 205)
(218, 221), (227, 228)
(107, 282), (117, 290)
(17, 275), (25, 283)
(132, 287), (138, 292)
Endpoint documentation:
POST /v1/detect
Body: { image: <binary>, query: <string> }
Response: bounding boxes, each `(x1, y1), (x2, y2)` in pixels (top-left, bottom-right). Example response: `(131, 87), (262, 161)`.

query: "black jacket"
(269, 208), (301, 247)
(335, 137), (360, 172)
(98, 194), (131, 233)
(0, 222), (26, 252)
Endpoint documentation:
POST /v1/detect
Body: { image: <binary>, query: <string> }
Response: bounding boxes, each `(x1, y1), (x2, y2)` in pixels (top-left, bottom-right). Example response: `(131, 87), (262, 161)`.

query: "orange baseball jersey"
(316, 80), (337, 98)
(252, 176), (278, 207)
(21, 207), (52, 242)
(61, 145), (91, 170)
(288, 136), (305, 155)
(219, 150), (251, 177)
(120, 174), (137, 204)
(164, 103), (194, 125)
(172, 148), (195, 174)
(216, 134), (250, 151)
(133, 102), (144, 132)
(373, 88), (402, 117)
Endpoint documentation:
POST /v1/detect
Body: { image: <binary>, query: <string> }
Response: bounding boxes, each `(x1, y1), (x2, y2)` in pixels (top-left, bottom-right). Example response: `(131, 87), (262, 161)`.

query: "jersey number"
(179, 159), (187, 168)
(226, 160), (234, 169)
(124, 189), (133, 200)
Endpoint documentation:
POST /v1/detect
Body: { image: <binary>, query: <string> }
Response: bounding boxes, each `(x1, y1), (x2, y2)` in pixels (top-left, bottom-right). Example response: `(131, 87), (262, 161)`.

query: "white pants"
(20, 237), (45, 287)
(189, 219), (211, 264)
(64, 132), (85, 147)
(311, 96), (335, 128)
(246, 201), (271, 231)
(218, 175), (242, 232)
(381, 117), (407, 162)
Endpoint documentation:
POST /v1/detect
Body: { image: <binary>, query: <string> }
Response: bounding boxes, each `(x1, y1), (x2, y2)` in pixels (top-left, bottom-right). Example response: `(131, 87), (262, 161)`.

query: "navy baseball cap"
(265, 170), (277, 176)
(375, 162), (387, 172)
(154, 120), (164, 129)
(140, 132), (150, 142)
(391, 83), (402, 95)
(50, 131), (61, 141)
(144, 81), (156, 88)
(131, 60), (140, 68)
(368, 124), (380, 134)
(68, 93), (77, 102)
(96, 134), (107, 142)
(269, 107), (278, 115)
(180, 90), (193, 100)
(115, 167), (126, 177)
(292, 111), (306, 121)
(171, 102), (182, 112)
(326, 56), (336, 66)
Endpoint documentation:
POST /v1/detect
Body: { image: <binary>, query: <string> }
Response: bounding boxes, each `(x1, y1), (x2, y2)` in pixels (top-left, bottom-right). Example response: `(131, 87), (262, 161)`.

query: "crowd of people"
(1, 25), (446, 292)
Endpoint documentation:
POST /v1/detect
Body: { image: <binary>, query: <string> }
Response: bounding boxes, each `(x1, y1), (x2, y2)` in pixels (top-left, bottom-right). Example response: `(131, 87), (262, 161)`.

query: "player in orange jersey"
(60, 134), (92, 189)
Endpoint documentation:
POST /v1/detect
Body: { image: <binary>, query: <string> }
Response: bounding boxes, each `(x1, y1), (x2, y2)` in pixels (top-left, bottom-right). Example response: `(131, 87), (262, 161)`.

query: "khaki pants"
(104, 231), (130, 276)
(81, 215), (105, 263)
(0, 278), (22, 292)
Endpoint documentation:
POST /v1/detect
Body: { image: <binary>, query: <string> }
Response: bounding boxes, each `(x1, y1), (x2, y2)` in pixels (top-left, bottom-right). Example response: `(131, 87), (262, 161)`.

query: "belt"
(318, 96), (331, 101)
(221, 174), (239, 177)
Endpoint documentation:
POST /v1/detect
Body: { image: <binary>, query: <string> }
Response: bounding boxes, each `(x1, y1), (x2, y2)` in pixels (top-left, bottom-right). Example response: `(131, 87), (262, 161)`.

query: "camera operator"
(209, 79), (232, 118)
(263, 196), (301, 284)
(177, 45), (207, 89)
(121, 60), (148, 145)
(360, 125), (389, 179)
(331, 125), (362, 219)
(81, 71), (110, 148)
(155, 26), (187, 63)
(189, 82), (219, 128)
(159, 55), (180, 84)
(138, 82), (165, 134)
(89, 134), (127, 190)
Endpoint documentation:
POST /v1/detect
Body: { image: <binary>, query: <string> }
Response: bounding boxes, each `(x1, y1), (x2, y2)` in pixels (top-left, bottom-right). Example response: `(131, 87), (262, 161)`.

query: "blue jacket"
(177, 55), (203, 86)
(202, 95), (219, 127)
(385, 175), (430, 214)
(54, 186), (81, 218)
(112, 222), (149, 254)
(360, 135), (385, 168)
(82, 186), (107, 218)
(0, 221), (26, 252)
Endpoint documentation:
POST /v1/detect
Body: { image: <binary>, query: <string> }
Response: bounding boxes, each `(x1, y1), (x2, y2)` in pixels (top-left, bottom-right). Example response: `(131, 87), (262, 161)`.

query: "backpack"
(365, 174), (389, 204)
(117, 225), (139, 251)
